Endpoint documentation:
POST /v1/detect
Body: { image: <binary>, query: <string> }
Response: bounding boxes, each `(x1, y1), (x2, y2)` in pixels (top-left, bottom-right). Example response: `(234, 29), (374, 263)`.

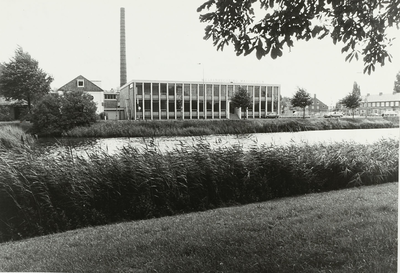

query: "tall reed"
(64, 118), (396, 138)
(0, 138), (398, 242)
(0, 125), (35, 150)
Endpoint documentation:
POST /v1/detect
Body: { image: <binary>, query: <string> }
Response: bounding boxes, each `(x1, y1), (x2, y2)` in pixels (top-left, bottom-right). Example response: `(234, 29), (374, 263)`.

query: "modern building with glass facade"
(118, 80), (280, 120)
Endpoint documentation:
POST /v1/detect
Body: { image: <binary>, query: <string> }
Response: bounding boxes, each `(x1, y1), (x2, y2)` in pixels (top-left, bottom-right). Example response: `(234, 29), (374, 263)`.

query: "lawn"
(0, 182), (397, 273)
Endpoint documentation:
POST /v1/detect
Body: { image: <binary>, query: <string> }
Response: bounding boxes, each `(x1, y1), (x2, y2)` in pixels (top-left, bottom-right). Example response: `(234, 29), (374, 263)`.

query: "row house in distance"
(358, 92), (400, 116)
(118, 80), (281, 120)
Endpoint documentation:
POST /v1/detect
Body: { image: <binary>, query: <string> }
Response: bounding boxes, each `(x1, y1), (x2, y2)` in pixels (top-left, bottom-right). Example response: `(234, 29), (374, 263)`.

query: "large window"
(191, 84), (198, 98)
(153, 101), (159, 111)
(169, 102), (175, 111)
(255, 87), (260, 99)
(176, 84), (183, 97)
(152, 83), (159, 95)
(192, 100), (198, 110)
(168, 84), (175, 96)
(221, 85), (226, 97)
(228, 85), (233, 97)
(144, 83), (151, 95)
(161, 100), (167, 110)
(214, 85), (219, 97)
(184, 84), (190, 96)
(144, 100), (151, 110)
(136, 83), (143, 95)
(267, 86), (272, 97)
(206, 84), (213, 98)
(161, 84), (167, 95)
(199, 84), (204, 96)
(184, 102), (190, 112)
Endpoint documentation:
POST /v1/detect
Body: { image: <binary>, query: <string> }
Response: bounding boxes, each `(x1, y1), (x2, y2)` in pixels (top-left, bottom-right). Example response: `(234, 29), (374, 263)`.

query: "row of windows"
(136, 100), (277, 112)
(130, 82), (279, 98)
(361, 101), (399, 107)
(104, 94), (117, 100)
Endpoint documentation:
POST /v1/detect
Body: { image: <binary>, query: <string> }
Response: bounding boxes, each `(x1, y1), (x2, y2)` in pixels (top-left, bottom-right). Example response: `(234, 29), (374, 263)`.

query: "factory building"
(119, 80), (280, 120)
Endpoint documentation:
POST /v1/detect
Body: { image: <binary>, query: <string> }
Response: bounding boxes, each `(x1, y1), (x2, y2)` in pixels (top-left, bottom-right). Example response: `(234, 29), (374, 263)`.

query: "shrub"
(0, 106), (13, 121)
(31, 90), (97, 136)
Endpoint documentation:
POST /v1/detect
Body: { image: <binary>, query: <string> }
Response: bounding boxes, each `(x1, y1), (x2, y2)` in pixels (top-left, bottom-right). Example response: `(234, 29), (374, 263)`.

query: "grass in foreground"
(0, 182), (397, 273)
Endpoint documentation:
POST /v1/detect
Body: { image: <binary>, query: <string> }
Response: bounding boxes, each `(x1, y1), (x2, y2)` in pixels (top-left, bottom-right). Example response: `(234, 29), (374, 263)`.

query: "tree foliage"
(0, 47), (53, 113)
(340, 82), (362, 118)
(352, 81), (361, 96)
(394, 71), (400, 93)
(291, 88), (313, 118)
(32, 90), (97, 136)
(231, 87), (253, 109)
(198, 0), (400, 74)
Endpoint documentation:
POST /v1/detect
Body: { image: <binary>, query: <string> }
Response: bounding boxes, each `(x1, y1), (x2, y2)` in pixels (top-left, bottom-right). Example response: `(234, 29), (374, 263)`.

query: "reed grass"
(0, 182), (396, 272)
(63, 118), (396, 138)
(0, 125), (35, 150)
(0, 137), (397, 243)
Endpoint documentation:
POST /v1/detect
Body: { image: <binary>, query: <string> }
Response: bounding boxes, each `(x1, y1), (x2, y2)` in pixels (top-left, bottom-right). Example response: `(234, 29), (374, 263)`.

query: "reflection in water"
(37, 128), (399, 156)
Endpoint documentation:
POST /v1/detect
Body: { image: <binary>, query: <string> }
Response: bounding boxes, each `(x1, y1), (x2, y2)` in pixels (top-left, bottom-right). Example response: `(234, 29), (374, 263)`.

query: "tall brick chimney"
(120, 7), (127, 87)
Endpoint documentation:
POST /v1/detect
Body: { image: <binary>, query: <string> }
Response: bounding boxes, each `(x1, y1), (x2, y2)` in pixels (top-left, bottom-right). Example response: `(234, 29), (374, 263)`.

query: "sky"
(1, 0), (399, 107)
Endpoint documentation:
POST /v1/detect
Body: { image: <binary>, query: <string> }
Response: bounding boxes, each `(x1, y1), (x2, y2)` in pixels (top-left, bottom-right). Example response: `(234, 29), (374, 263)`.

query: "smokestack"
(120, 7), (127, 87)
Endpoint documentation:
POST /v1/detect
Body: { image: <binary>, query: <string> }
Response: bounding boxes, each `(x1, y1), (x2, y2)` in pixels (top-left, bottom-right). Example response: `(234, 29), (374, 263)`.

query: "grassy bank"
(0, 182), (397, 273)
(0, 135), (397, 243)
(64, 118), (396, 137)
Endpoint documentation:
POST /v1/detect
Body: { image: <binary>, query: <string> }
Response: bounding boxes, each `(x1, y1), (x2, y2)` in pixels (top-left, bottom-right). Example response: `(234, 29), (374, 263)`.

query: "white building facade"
(119, 80), (281, 120)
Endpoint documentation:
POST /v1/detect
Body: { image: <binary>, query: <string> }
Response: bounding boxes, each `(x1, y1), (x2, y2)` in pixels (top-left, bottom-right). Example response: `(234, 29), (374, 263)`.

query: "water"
(37, 128), (399, 156)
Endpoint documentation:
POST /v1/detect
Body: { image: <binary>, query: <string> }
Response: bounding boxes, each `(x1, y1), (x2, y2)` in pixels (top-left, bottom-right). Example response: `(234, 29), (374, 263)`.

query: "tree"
(0, 47), (53, 114)
(231, 87), (252, 119)
(198, 0), (399, 74)
(31, 93), (64, 135)
(291, 88), (313, 118)
(394, 71), (400, 94)
(231, 87), (253, 109)
(60, 90), (97, 129)
(32, 90), (97, 136)
(352, 81), (361, 96)
(340, 82), (362, 118)
(280, 96), (291, 113)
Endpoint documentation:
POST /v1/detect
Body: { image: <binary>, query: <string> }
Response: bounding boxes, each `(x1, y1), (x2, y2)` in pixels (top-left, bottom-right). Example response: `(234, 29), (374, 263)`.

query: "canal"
(37, 128), (399, 155)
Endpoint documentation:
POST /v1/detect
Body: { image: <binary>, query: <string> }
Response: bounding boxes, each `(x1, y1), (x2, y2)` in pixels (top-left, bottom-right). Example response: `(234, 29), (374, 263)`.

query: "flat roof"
(121, 79), (281, 89)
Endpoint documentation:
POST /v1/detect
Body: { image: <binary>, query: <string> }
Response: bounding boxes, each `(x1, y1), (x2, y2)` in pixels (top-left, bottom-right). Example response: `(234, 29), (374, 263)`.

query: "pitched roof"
(362, 93), (400, 102)
(58, 75), (103, 92)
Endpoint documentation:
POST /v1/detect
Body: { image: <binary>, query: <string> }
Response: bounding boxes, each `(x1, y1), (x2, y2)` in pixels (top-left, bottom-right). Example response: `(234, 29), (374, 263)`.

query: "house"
(281, 94), (328, 117)
(58, 75), (104, 114)
(118, 79), (281, 120)
(306, 94), (329, 116)
(358, 92), (400, 116)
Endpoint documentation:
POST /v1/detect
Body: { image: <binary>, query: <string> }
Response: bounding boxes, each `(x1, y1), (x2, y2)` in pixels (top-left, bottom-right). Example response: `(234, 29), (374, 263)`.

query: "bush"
(31, 90), (97, 136)
(0, 106), (13, 121)
(0, 138), (397, 243)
